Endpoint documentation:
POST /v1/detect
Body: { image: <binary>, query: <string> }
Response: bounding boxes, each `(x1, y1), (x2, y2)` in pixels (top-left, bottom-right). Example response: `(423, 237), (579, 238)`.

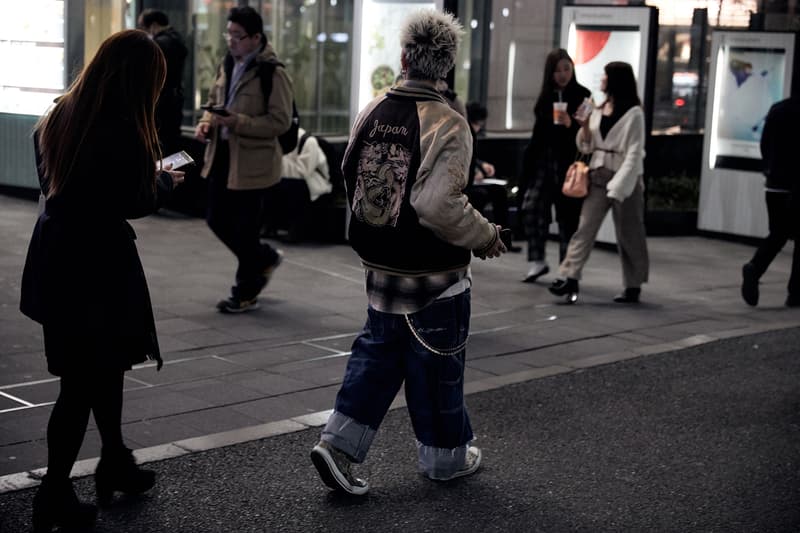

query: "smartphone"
(200, 105), (231, 117)
(158, 150), (195, 171)
(500, 228), (514, 250)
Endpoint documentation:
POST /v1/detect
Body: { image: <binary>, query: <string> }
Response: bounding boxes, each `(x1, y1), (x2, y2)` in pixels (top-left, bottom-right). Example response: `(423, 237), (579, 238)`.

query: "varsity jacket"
(343, 80), (498, 275)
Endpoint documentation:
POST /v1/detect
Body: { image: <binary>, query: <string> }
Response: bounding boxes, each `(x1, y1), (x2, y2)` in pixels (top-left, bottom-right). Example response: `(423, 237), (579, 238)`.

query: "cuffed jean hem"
(320, 410), (376, 463)
(417, 441), (469, 479)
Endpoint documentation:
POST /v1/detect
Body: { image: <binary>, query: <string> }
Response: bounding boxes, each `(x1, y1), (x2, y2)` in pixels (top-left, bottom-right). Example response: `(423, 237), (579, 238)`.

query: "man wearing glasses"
(195, 6), (293, 313)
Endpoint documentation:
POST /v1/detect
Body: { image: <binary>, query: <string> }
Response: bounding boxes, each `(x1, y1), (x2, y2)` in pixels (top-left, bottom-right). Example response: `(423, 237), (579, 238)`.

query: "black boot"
(613, 287), (641, 303)
(32, 475), (97, 532)
(549, 278), (579, 303)
(741, 263), (759, 306)
(95, 447), (156, 506)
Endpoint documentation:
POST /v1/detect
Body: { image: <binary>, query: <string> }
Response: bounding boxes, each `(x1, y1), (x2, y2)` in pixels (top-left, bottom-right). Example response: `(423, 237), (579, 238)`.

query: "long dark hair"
(534, 48), (580, 117)
(603, 61), (640, 118)
(36, 30), (166, 198)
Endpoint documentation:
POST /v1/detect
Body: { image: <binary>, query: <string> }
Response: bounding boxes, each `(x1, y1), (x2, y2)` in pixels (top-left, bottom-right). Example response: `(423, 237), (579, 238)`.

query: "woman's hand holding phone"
(163, 164), (185, 187)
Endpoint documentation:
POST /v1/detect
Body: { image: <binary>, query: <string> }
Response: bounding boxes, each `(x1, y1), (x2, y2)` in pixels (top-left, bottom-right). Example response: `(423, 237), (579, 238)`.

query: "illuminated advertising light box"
(707, 34), (792, 171)
(350, 0), (442, 124)
(0, 1), (65, 116)
(560, 6), (657, 244)
(561, 6), (657, 109)
(698, 31), (795, 237)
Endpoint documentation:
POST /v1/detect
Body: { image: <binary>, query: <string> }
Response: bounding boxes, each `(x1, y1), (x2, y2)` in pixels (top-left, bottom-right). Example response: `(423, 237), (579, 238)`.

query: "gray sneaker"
(310, 441), (369, 495)
(431, 446), (482, 481)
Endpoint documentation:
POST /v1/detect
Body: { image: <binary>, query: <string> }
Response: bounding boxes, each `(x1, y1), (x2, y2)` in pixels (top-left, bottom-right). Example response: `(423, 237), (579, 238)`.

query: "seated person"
(465, 102), (520, 252)
(263, 128), (332, 242)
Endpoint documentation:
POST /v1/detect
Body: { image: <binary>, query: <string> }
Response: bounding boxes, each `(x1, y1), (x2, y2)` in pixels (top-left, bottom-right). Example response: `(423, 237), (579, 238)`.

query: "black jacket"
(521, 82), (591, 194)
(760, 97), (800, 194)
(20, 121), (172, 375)
(153, 27), (188, 150)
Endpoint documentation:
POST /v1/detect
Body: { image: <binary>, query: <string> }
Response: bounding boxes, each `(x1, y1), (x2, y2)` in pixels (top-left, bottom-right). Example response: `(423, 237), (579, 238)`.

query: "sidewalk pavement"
(1, 326), (798, 531)
(0, 193), (798, 511)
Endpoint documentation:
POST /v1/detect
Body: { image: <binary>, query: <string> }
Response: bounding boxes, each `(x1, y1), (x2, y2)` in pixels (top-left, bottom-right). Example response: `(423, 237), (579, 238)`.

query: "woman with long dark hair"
(549, 61), (649, 303)
(520, 48), (591, 282)
(20, 30), (183, 531)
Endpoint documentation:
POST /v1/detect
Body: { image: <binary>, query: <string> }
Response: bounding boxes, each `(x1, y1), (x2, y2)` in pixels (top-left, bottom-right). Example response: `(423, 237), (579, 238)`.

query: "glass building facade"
(1, 0), (798, 189)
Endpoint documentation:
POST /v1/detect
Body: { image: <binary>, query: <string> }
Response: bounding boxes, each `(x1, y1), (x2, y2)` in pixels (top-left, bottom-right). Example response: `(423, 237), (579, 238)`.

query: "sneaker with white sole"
(216, 296), (260, 314)
(310, 441), (369, 495)
(429, 446), (482, 481)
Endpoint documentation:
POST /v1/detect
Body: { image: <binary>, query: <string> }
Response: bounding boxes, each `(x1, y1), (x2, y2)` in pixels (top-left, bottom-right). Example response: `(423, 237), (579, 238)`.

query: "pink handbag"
(562, 160), (589, 198)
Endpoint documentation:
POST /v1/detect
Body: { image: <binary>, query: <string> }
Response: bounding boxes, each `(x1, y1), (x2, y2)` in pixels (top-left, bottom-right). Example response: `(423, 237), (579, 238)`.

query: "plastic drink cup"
(553, 102), (568, 125)
(574, 98), (593, 122)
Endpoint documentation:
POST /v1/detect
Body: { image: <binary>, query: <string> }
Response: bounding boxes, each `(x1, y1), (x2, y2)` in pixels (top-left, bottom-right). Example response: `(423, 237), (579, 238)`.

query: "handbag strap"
(574, 149), (591, 164)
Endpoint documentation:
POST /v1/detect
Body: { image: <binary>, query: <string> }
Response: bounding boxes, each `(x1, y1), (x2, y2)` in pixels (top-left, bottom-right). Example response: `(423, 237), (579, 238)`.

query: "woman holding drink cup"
(520, 48), (591, 282)
(549, 61), (649, 304)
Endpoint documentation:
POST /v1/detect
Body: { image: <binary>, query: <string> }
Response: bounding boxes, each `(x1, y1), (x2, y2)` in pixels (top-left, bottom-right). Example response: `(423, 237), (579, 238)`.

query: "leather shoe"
(548, 278), (578, 296)
(741, 263), (759, 306)
(613, 288), (640, 303)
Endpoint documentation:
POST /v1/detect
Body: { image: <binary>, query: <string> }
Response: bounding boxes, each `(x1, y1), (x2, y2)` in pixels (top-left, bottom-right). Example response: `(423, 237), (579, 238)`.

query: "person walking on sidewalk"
(19, 30), (184, 532)
(194, 6), (293, 313)
(549, 61), (649, 304)
(521, 48), (591, 282)
(310, 9), (506, 495)
(741, 95), (800, 307)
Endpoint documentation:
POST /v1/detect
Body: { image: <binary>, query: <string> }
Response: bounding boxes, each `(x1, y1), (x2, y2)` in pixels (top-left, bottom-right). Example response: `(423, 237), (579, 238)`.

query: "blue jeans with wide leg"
(321, 290), (473, 479)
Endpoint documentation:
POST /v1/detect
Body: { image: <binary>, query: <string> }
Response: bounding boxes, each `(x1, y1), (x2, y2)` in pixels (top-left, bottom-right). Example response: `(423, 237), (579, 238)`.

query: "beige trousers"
(558, 170), (649, 288)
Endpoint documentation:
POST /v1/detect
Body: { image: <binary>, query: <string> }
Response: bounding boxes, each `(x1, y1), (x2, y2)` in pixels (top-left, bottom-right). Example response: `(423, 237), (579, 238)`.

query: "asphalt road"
(1, 327), (799, 533)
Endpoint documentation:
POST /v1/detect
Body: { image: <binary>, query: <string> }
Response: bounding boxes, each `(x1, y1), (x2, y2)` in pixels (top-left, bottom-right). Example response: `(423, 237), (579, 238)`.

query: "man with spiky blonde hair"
(310, 9), (506, 495)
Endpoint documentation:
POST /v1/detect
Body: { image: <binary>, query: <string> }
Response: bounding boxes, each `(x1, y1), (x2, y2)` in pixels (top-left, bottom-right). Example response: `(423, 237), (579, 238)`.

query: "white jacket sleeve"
(410, 105), (496, 252)
(606, 108), (645, 201)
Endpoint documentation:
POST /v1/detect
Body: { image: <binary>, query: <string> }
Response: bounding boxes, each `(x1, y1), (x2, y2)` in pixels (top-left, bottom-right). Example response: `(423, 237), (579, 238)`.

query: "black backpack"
(258, 61), (299, 154)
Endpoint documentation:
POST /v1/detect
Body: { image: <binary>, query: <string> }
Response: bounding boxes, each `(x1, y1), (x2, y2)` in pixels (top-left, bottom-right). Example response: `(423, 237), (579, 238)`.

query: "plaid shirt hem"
(365, 268), (471, 315)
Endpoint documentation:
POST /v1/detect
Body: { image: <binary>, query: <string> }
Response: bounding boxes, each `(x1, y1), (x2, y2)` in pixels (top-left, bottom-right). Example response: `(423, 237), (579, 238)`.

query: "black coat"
(760, 97), (800, 194)
(153, 27), (188, 152)
(521, 82), (592, 195)
(20, 120), (173, 376)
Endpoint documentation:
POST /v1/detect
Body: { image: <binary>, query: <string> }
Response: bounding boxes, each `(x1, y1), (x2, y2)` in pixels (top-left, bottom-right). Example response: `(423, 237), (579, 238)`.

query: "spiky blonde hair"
(400, 9), (463, 81)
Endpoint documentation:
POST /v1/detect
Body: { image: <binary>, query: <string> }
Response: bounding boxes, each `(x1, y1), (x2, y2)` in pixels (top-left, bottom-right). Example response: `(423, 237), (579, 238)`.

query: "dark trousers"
(748, 191), (799, 297)
(46, 370), (125, 481)
(523, 178), (583, 263)
(206, 141), (280, 298)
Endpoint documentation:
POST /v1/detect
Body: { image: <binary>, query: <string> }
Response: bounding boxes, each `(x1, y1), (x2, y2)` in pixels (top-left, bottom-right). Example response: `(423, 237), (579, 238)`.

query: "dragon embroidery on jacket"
(352, 142), (411, 227)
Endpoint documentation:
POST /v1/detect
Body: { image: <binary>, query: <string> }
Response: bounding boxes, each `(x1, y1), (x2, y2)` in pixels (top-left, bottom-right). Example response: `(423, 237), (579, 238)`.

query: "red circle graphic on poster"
(574, 30), (610, 65)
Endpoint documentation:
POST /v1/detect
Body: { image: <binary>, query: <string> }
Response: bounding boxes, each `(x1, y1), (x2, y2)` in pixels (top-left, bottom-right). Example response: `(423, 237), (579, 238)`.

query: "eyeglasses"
(222, 32), (251, 43)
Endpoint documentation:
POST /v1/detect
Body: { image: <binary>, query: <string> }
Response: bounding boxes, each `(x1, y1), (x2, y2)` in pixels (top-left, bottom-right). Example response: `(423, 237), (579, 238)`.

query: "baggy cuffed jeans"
(321, 290), (473, 479)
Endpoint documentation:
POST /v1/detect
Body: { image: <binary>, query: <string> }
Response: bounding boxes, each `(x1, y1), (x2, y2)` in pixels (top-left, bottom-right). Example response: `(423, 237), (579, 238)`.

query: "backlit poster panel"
(708, 36), (790, 171)
(698, 31), (795, 237)
(570, 26), (641, 104)
(561, 6), (655, 106)
(350, 0), (440, 123)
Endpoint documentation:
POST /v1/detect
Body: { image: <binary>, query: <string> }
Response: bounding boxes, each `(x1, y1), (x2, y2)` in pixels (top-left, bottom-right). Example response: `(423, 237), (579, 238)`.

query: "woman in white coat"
(549, 61), (649, 303)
